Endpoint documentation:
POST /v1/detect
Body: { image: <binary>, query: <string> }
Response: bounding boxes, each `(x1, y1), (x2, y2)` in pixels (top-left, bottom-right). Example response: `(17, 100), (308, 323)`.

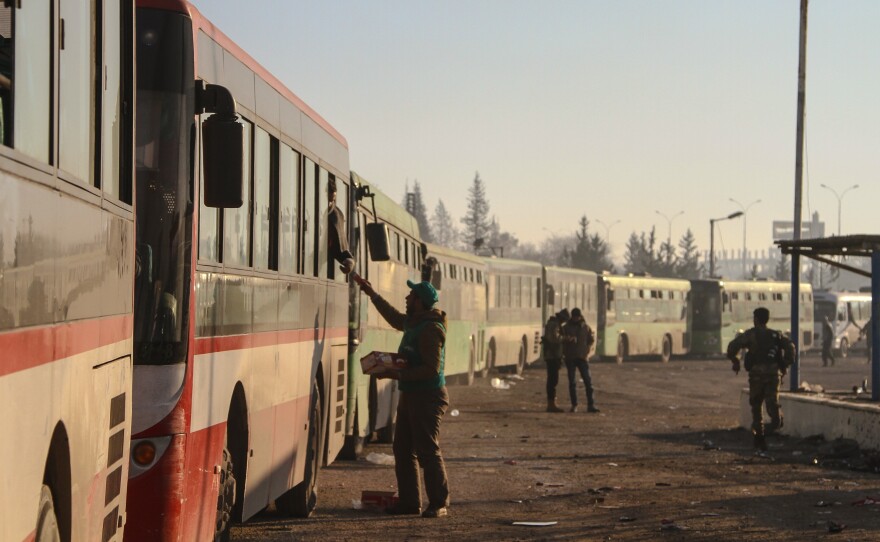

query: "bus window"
(278, 145), (300, 275)
(317, 168), (329, 278)
(3, 2), (50, 159)
(59, 0), (95, 183)
(837, 303), (847, 324)
(253, 128), (274, 271)
(404, 239), (409, 265)
(102, 0), (126, 201)
(223, 119), (252, 267)
(302, 157), (315, 275)
(198, 116), (219, 262)
(333, 179), (350, 283)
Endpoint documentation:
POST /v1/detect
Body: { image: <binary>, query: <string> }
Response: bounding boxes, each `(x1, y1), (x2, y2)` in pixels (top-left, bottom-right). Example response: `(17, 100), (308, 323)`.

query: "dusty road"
(233, 355), (880, 541)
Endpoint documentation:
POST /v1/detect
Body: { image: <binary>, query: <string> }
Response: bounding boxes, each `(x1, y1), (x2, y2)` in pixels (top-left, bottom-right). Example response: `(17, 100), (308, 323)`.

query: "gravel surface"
(232, 354), (880, 541)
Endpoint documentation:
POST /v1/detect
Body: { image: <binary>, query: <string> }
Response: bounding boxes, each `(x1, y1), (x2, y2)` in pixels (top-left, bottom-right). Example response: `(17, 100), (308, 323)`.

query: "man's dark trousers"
(393, 387), (450, 510)
(565, 358), (595, 408)
(546, 358), (562, 400)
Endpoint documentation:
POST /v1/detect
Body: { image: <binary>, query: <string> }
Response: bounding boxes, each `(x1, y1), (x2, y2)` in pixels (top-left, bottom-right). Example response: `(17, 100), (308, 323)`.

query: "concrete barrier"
(739, 389), (880, 451)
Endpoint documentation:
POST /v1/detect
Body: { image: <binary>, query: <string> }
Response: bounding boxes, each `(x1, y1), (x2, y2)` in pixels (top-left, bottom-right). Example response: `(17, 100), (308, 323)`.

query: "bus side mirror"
(366, 223), (390, 261)
(202, 115), (244, 208)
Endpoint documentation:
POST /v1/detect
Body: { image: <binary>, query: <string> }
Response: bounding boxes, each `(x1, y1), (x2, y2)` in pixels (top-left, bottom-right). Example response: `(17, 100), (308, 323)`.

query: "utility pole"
(790, 0), (808, 392)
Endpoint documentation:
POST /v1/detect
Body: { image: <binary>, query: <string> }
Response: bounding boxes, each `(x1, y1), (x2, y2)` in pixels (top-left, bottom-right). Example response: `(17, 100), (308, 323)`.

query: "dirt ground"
(232, 354), (880, 541)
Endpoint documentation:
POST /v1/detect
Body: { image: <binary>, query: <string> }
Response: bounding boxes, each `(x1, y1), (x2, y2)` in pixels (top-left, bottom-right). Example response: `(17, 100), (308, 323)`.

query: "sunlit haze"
(191, 0), (879, 264)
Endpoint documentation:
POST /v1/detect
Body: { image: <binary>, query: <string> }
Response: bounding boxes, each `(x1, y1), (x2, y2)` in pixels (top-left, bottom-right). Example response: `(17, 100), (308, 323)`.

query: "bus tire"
(840, 338), (849, 359)
(515, 342), (526, 376)
(36, 485), (61, 542)
(465, 341), (476, 386)
(277, 384), (322, 518)
(616, 335), (627, 364)
(214, 445), (235, 542)
(480, 342), (496, 378)
(661, 335), (672, 363)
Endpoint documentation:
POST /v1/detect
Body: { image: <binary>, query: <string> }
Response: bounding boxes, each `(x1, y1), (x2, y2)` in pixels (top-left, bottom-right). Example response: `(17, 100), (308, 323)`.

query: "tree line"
(403, 172), (798, 281)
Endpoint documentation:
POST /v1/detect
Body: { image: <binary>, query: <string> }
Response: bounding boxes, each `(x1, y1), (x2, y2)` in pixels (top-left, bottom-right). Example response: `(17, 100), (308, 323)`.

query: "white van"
(813, 291), (872, 358)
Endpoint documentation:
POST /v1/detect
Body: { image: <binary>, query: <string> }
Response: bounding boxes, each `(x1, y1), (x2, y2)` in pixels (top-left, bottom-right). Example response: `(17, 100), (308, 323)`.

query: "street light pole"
(729, 198), (761, 278)
(709, 211), (744, 278)
(654, 210), (684, 246)
(596, 219), (621, 244)
(820, 183), (859, 235)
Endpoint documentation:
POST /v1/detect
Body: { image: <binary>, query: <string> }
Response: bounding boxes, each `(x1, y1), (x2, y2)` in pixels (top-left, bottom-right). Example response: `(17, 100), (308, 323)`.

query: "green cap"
(406, 280), (439, 308)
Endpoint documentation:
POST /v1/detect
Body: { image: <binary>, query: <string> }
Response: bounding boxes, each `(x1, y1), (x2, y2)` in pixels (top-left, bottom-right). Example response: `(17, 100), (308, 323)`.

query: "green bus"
(344, 173), (423, 455)
(689, 279), (814, 356)
(484, 257), (544, 374)
(596, 274), (691, 363)
(424, 243), (488, 383)
(542, 266), (599, 359)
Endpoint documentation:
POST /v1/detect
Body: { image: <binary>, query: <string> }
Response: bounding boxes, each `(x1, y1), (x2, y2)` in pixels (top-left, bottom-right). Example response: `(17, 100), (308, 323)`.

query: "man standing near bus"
(327, 177), (355, 277)
(358, 278), (451, 518)
(543, 309), (569, 412)
(562, 308), (599, 413)
(821, 316), (835, 367)
(726, 307), (795, 451)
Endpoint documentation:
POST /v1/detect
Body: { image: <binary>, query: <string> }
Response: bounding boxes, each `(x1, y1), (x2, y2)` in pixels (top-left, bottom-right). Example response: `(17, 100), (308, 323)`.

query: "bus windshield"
(814, 300), (836, 325)
(691, 283), (721, 330)
(133, 8), (194, 365)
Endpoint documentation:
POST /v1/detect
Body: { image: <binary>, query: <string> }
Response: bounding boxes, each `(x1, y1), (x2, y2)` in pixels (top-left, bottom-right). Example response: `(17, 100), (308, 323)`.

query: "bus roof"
(425, 243), (487, 267)
(483, 257), (543, 275)
(142, 0), (349, 151)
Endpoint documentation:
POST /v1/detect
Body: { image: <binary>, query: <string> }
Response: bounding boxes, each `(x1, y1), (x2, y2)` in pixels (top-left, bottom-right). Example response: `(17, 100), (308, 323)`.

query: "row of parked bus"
(347, 176), (816, 454)
(0, 1), (814, 541)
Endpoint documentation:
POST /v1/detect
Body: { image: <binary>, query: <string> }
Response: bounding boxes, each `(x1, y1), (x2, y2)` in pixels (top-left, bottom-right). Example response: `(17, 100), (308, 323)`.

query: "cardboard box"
(361, 490), (398, 512)
(360, 351), (408, 375)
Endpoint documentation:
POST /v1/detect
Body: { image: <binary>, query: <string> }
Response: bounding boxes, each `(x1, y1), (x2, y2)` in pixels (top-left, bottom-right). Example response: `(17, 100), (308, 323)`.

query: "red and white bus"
(126, 1), (353, 540)
(0, 1), (135, 541)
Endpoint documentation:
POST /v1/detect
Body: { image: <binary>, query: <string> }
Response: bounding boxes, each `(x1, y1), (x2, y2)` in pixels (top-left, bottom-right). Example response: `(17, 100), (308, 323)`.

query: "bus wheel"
(214, 445), (236, 542)
(616, 336), (627, 364)
(277, 384), (322, 517)
(515, 342), (526, 376)
(36, 485), (61, 542)
(465, 342), (476, 386)
(480, 343), (495, 378)
(840, 338), (849, 359)
(660, 335), (672, 363)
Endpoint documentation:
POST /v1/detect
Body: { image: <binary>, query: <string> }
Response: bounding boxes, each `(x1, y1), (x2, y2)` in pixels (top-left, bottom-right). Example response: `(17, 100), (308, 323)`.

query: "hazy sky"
(191, 0), (879, 262)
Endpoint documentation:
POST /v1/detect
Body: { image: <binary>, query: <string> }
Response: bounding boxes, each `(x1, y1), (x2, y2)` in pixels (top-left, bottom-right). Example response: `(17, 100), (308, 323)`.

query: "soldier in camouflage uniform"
(726, 307), (795, 451)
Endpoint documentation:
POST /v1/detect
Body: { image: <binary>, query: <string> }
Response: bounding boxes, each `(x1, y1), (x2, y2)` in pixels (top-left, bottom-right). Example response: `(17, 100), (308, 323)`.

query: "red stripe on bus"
(194, 327), (349, 355)
(0, 315), (132, 379)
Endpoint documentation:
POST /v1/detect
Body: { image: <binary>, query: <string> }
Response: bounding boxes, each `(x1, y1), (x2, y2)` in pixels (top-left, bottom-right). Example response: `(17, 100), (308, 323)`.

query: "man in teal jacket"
(359, 278), (450, 518)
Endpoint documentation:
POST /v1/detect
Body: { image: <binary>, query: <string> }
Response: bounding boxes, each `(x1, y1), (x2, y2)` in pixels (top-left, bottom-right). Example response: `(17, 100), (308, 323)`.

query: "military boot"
(753, 434), (768, 452)
(546, 399), (564, 413)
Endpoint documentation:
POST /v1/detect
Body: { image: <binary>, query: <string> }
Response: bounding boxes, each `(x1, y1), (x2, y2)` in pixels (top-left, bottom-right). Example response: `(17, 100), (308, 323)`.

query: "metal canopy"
(777, 235), (880, 259)
(776, 235), (880, 401)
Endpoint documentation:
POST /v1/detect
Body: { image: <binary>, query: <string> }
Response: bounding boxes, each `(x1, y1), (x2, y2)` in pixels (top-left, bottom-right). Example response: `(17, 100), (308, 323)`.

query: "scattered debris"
(512, 521), (558, 527)
(659, 519), (684, 531)
(508, 500), (524, 504)
(799, 381), (825, 393)
(851, 496), (880, 506)
(450, 409), (460, 417)
(618, 516), (636, 522)
(815, 501), (842, 507)
(491, 378), (511, 390)
(364, 452), (395, 466)
(504, 459), (518, 466)
(701, 440), (720, 451)
(506, 374), (525, 381)
(827, 520), (846, 533)
(607, 463), (619, 467)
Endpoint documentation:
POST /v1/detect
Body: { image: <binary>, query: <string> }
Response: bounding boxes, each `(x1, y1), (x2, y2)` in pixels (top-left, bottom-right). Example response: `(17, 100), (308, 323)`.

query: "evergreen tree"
(402, 180), (433, 243)
(674, 228), (703, 279)
(774, 253), (791, 281)
(430, 199), (458, 248)
(623, 227), (659, 274)
(460, 171), (491, 253)
(568, 215), (614, 273)
(486, 216), (519, 257)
